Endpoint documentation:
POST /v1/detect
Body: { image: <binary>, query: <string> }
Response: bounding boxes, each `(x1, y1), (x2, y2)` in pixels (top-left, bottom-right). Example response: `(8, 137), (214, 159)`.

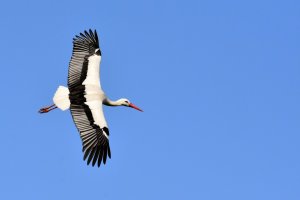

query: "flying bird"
(39, 29), (142, 167)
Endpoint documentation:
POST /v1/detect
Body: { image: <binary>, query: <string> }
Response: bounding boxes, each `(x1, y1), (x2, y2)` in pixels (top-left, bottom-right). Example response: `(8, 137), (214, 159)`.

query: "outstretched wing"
(68, 30), (110, 167)
(68, 29), (102, 90)
(70, 103), (111, 167)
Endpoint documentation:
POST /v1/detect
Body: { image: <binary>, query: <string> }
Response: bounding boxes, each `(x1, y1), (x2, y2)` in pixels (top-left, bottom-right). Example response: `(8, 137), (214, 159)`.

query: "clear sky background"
(0, 0), (299, 199)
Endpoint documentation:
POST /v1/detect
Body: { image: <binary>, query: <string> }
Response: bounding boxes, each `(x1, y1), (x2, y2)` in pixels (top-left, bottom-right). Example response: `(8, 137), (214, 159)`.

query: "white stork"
(39, 29), (142, 167)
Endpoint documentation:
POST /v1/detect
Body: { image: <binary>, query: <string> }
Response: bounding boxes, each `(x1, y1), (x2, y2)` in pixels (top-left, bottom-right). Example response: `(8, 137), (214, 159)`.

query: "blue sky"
(0, 0), (299, 199)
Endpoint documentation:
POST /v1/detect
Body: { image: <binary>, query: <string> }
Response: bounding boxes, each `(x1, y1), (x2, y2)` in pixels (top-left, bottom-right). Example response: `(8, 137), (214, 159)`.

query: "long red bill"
(129, 103), (143, 112)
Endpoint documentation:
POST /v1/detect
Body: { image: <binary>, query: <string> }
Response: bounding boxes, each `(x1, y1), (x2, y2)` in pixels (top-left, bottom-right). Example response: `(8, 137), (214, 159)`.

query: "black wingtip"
(94, 30), (99, 44)
(92, 148), (100, 166)
(83, 145), (112, 168)
(89, 29), (93, 36)
(107, 143), (111, 158)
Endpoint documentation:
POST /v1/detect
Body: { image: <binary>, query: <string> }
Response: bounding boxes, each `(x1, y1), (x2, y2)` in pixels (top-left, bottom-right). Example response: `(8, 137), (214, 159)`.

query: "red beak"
(129, 103), (143, 112)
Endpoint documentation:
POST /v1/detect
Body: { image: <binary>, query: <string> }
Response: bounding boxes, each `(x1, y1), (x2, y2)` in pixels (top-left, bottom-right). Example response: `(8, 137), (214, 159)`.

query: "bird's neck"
(103, 98), (122, 106)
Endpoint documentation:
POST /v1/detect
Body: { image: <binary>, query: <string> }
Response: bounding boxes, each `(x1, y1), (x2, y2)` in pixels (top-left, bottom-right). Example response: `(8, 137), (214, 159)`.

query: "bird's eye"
(125, 101), (128, 103)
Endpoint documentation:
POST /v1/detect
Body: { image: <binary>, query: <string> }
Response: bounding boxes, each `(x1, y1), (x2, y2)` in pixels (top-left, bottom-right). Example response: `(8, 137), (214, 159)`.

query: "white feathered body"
(53, 54), (108, 128)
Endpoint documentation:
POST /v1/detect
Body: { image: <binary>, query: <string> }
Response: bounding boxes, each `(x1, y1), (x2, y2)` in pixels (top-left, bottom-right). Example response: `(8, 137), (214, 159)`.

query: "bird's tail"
(53, 86), (70, 111)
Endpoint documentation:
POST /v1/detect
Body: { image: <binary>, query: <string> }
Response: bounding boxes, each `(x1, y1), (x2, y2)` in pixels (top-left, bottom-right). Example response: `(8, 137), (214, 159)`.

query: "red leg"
(39, 104), (57, 114)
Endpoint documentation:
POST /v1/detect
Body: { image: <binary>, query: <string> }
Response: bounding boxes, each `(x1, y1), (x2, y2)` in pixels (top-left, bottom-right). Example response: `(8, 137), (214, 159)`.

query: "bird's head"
(118, 98), (143, 112)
